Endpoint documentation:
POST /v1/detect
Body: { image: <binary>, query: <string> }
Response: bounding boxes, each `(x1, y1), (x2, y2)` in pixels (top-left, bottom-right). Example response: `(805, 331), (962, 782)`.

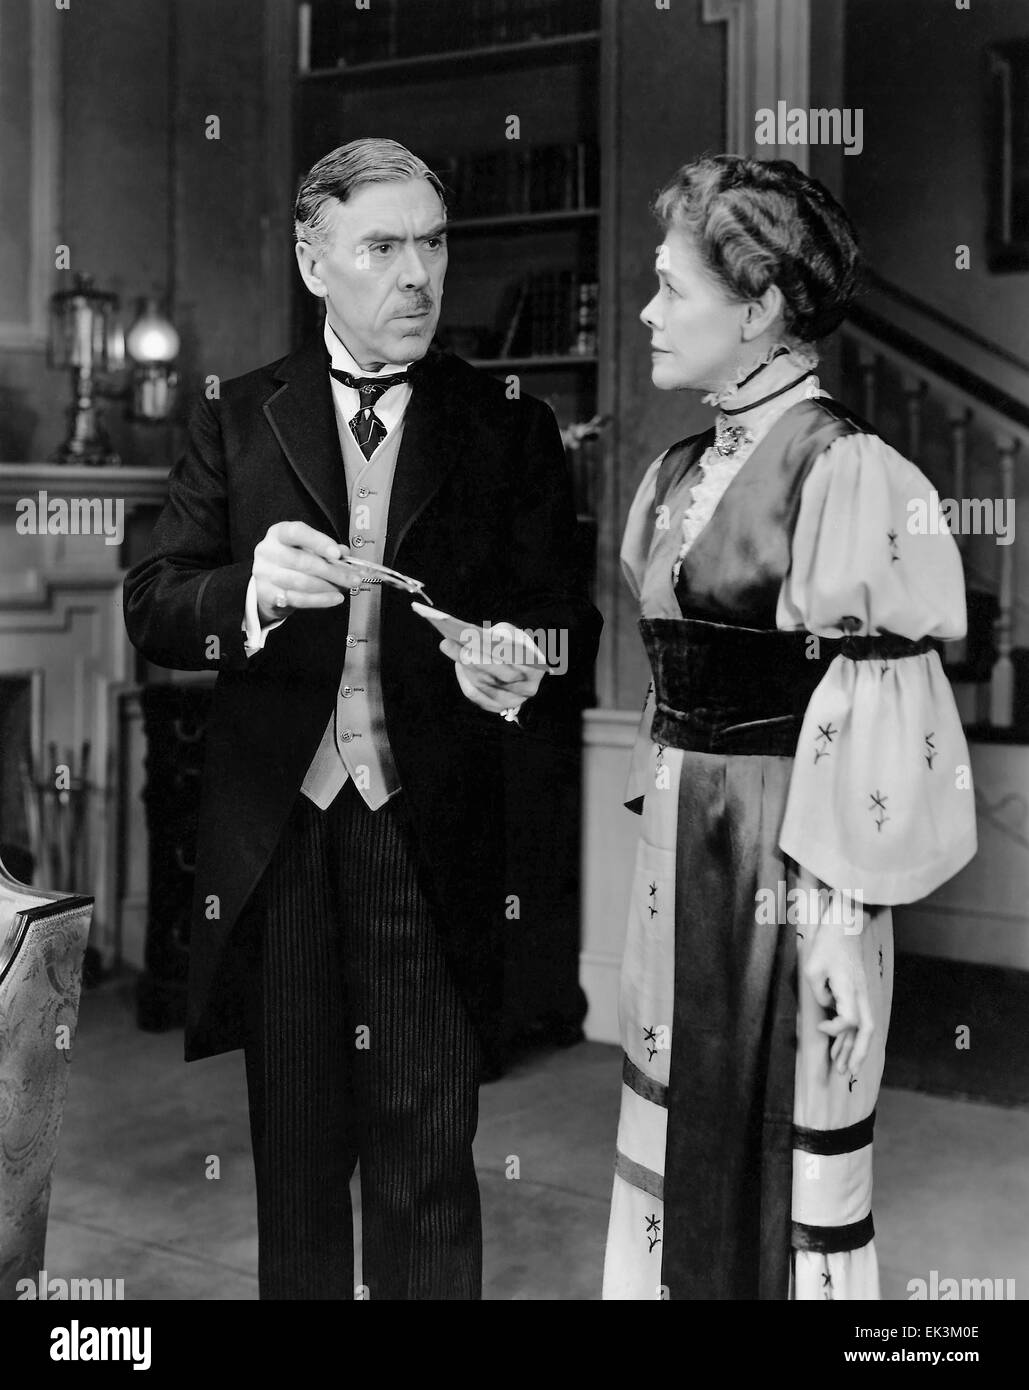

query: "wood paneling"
(173, 0), (294, 397)
(598, 0), (725, 710)
(0, 0), (295, 465)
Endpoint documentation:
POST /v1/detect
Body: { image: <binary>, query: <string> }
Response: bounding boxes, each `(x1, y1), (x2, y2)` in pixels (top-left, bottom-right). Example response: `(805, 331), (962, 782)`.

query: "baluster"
(989, 434), (1018, 728)
(945, 408), (972, 666)
(902, 375), (927, 463)
(858, 347), (877, 423)
(948, 408), (971, 552)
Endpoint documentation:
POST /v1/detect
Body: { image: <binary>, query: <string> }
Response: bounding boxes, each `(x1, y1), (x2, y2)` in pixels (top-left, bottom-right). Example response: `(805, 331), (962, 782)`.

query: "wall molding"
(582, 706), (640, 744)
(0, 582), (131, 963)
(702, 0), (811, 167)
(0, 1), (59, 350)
(260, 0), (296, 362)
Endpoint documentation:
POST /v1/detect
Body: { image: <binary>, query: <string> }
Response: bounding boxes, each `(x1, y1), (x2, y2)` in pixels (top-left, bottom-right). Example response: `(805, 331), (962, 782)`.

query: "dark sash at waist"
(639, 617), (936, 757)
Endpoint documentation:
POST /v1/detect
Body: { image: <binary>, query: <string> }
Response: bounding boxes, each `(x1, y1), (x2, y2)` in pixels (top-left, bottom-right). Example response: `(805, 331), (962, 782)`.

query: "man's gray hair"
(294, 137), (447, 249)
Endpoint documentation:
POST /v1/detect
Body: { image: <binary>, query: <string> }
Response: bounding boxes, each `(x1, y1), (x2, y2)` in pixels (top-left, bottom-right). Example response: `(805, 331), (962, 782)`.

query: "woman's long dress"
(602, 377), (976, 1301)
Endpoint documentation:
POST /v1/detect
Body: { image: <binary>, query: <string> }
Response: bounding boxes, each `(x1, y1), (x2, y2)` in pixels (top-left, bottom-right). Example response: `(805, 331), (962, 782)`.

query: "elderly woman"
(603, 155), (976, 1301)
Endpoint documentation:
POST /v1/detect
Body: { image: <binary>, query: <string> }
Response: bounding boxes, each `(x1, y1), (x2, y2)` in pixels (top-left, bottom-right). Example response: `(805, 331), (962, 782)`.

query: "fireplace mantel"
(0, 462), (169, 510)
(0, 463), (169, 972)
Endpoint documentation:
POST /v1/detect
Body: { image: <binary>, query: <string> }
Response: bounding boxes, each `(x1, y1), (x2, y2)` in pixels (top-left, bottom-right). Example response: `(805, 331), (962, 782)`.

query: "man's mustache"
(393, 298), (434, 316)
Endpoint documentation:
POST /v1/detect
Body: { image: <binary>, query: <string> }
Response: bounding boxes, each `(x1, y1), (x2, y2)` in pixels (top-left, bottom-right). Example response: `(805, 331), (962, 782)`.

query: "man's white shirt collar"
(324, 319), (412, 444)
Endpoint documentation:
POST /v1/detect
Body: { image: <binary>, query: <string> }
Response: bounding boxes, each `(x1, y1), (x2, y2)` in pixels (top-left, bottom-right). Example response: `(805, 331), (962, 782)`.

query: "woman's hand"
(803, 914), (875, 1079)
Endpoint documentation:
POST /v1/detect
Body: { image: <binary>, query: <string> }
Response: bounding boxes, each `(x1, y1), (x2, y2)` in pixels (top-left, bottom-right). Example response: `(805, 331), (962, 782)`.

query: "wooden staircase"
(838, 277), (1028, 738)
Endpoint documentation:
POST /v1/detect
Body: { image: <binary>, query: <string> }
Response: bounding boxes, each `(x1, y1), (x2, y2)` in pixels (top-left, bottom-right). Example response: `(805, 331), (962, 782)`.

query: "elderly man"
(124, 138), (600, 1300)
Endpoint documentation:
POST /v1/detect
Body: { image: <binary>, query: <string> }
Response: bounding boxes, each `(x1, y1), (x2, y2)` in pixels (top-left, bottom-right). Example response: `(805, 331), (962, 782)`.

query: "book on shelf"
(410, 0), (599, 52)
(528, 145), (573, 214)
(576, 141), (601, 208)
(427, 142), (599, 220)
(572, 279), (599, 356)
(493, 270), (598, 361)
(479, 0), (601, 45)
(497, 282), (529, 360)
(305, 0), (397, 70)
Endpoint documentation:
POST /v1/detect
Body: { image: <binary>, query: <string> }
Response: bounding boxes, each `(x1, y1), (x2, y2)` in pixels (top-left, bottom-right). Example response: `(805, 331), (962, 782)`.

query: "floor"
(44, 978), (1029, 1300)
(885, 954), (1029, 1107)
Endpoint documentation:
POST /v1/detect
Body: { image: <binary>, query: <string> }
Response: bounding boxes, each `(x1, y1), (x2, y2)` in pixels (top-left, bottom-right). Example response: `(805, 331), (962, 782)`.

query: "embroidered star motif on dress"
(814, 722), (837, 764)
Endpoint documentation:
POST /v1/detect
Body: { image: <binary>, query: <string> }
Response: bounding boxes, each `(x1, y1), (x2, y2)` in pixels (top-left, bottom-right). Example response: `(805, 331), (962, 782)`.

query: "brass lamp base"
(51, 440), (121, 468)
(52, 376), (121, 468)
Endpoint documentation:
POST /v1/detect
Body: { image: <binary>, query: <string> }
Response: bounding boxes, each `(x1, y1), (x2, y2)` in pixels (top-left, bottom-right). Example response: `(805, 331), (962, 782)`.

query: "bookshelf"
(469, 355), (597, 370)
(446, 208), (600, 233)
(298, 31), (602, 83)
(289, 2), (612, 1052)
(292, 0), (611, 539)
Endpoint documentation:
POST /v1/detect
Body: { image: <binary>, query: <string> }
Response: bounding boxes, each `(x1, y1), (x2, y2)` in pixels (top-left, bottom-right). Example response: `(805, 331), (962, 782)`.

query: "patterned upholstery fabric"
(0, 861), (92, 1300)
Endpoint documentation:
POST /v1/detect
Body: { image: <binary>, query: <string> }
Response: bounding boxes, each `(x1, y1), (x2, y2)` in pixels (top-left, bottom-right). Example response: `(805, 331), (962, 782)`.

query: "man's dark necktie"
(330, 367), (411, 460)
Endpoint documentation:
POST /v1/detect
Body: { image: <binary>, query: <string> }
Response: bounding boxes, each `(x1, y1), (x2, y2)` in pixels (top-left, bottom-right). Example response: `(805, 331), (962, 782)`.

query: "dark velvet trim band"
(640, 618), (832, 757)
(720, 369), (816, 417)
(840, 634), (937, 662)
(622, 1053), (669, 1108)
(640, 621), (941, 758)
(793, 1110), (876, 1156)
(614, 1150), (665, 1201)
(792, 1213), (875, 1254)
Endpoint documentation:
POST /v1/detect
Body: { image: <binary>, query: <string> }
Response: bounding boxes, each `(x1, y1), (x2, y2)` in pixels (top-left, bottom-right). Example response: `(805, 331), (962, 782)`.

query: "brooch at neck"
(713, 421), (753, 458)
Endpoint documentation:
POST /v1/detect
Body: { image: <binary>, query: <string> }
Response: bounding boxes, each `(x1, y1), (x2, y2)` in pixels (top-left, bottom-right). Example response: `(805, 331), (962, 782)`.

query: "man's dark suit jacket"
(123, 334), (602, 1062)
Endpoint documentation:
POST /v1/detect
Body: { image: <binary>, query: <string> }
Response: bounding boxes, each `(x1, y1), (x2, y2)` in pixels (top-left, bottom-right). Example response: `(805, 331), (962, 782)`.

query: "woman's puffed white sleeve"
(777, 433), (977, 904)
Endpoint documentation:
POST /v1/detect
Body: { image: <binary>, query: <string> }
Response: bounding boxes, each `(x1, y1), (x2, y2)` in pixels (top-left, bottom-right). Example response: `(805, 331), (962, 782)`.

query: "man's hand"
(439, 622), (547, 716)
(252, 522), (362, 624)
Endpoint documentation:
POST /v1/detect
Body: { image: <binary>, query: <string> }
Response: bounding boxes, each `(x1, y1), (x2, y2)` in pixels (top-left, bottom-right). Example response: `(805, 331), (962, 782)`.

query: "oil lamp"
(47, 274), (123, 466)
(125, 297), (180, 422)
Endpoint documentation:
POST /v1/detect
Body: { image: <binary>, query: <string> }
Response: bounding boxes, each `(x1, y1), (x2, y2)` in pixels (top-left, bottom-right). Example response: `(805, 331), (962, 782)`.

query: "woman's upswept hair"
(653, 154), (862, 342)
(294, 137), (447, 250)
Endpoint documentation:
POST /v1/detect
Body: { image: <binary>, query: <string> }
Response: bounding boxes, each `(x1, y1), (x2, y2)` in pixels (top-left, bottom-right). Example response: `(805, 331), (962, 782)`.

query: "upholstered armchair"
(0, 859), (92, 1299)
